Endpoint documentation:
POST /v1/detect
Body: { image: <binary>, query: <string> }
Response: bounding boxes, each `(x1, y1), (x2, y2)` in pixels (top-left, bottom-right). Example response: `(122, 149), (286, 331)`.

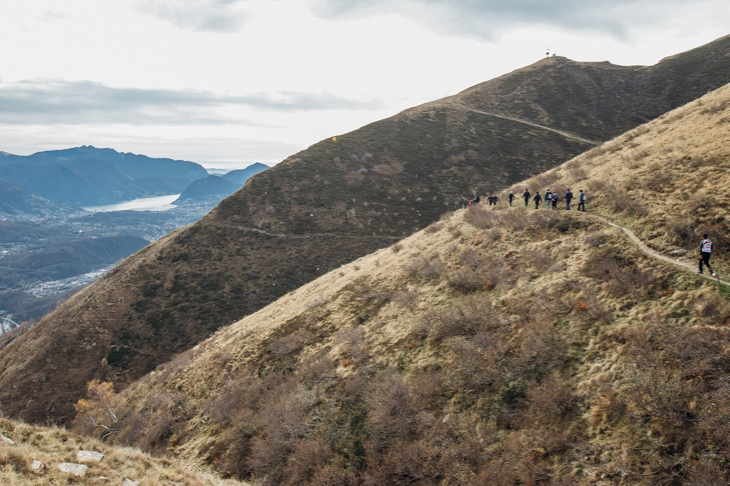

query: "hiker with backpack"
(545, 189), (552, 209)
(551, 192), (559, 209)
(523, 189), (531, 207)
(533, 192), (542, 209)
(698, 234), (716, 276)
(492, 195), (499, 206)
(508, 191), (514, 206)
(577, 190), (586, 212)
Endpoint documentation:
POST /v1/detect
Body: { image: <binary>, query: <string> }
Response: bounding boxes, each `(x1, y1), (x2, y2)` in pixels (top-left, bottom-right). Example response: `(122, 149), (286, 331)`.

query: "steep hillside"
(76, 84), (730, 485)
(501, 83), (730, 272)
(0, 417), (245, 485)
(1, 37), (729, 424)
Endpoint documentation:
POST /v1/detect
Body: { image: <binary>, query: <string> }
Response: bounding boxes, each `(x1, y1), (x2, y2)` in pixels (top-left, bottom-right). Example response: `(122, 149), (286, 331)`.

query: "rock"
(59, 462), (89, 477)
(0, 433), (14, 444)
(31, 460), (45, 472)
(77, 450), (105, 463)
(121, 479), (141, 486)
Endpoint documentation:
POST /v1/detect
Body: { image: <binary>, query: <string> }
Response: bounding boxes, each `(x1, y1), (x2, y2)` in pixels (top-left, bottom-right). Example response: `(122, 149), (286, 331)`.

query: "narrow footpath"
(589, 213), (726, 285)
(456, 104), (600, 146)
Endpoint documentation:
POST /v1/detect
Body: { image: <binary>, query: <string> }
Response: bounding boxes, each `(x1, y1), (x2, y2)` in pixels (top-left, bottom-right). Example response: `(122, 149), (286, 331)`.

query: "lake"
(82, 194), (180, 212)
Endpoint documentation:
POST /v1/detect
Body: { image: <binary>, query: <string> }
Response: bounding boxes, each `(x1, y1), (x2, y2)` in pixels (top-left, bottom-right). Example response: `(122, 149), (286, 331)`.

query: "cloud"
(0, 79), (384, 126)
(310, 0), (691, 41)
(136, 0), (251, 32)
(233, 92), (385, 111)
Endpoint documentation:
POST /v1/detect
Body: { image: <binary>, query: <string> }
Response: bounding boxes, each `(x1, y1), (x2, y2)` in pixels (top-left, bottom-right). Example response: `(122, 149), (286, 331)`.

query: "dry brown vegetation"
(60, 82), (730, 485)
(70, 203), (728, 485)
(504, 82), (730, 274)
(0, 416), (246, 485)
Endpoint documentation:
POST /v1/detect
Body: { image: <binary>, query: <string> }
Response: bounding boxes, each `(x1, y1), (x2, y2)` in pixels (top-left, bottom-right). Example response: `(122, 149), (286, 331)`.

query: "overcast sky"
(0, 0), (726, 169)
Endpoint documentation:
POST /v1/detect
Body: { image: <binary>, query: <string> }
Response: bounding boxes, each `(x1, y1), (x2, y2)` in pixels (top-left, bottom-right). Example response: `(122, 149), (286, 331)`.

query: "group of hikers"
(464, 189), (718, 278)
(516, 188), (587, 211)
(466, 188), (587, 211)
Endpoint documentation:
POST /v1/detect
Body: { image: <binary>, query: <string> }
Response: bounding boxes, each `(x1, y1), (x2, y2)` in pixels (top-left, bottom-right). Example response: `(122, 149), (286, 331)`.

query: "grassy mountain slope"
(1, 37), (729, 425)
(0, 417), (245, 485)
(500, 83), (730, 272)
(75, 84), (730, 485)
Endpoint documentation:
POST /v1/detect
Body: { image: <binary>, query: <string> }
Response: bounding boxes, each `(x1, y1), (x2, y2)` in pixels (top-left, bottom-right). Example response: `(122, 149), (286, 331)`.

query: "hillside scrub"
(73, 203), (730, 485)
(0, 416), (245, 485)
(504, 83), (730, 276)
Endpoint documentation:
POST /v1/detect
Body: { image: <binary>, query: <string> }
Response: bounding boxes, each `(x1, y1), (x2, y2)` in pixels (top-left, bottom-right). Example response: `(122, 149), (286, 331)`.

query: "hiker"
(551, 192), (559, 209)
(698, 234), (716, 276)
(508, 191), (514, 206)
(487, 195), (493, 206)
(492, 195), (499, 206)
(475, 195), (481, 204)
(565, 189), (574, 210)
(533, 192), (542, 209)
(523, 189), (531, 207)
(577, 190), (586, 212)
(545, 189), (552, 209)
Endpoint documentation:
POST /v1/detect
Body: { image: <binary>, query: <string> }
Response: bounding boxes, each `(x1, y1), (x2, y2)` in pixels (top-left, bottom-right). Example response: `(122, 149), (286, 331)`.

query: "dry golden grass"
(503, 83), (730, 273)
(0, 416), (247, 485)
(66, 84), (730, 485)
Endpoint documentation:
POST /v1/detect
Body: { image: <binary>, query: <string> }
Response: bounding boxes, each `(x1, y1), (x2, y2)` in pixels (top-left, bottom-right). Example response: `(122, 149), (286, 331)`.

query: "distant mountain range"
(0, 146), (270, 210)
(174, 163), (268, 205)
(0, 146), (208, 206)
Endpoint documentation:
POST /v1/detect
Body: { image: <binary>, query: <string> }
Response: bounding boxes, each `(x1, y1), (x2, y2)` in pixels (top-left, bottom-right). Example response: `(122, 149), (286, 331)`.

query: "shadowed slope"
(1, 37), (729, 424)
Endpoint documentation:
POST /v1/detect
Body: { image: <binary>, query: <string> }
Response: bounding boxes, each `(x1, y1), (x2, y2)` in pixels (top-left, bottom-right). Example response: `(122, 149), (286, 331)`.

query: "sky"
(0, 0), (727, 170)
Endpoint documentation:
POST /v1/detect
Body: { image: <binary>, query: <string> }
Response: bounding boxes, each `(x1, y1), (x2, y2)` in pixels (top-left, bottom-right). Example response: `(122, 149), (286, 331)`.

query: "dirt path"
(234, 226), (403, 241)
(456, 104), (599, 146)
(584, 213), (725, 284)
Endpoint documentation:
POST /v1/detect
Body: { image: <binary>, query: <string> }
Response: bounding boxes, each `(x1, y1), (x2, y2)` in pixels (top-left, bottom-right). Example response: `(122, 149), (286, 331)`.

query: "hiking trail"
(590, 214), (726, 285)
(456, 104), (599, 146)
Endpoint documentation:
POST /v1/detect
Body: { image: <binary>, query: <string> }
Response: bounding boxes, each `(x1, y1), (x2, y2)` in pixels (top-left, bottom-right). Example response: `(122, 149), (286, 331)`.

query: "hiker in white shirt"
(698, 233), (716, 276)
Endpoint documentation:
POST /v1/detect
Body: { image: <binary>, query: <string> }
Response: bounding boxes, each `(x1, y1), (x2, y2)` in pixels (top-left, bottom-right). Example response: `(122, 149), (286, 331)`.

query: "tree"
(74, 379), (119, 438)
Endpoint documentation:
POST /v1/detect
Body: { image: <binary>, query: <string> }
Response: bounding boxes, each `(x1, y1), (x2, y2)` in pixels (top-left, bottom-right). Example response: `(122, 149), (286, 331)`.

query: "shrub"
(403, 256), (444, 282)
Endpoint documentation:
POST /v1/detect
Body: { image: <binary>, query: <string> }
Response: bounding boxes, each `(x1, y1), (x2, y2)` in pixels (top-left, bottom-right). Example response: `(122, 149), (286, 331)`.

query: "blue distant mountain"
(174, 163), (269, 205)
(0, 146), (208, 206)
(221, 162), (269, 185)
(174, 175), (240, 205)
(0, 180), (78, 218)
